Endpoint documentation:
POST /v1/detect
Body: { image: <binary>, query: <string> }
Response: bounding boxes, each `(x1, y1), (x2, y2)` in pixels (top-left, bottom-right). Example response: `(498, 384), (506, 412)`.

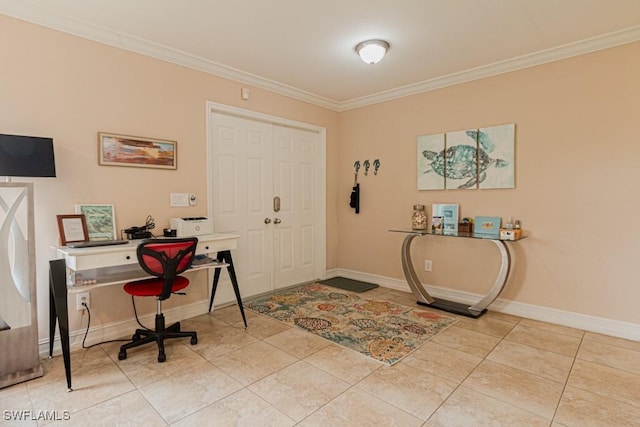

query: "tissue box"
(169, 217), (213, 237)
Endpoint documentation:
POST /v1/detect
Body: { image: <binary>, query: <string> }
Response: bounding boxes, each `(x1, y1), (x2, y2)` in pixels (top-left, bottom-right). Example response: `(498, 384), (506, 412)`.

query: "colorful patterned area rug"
(245, 283), (457, 365)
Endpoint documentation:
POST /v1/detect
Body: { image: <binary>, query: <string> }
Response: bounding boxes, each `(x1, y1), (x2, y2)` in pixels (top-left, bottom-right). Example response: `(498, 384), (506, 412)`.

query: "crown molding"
(338, 24), (640, 111)
(2, 5), (639, 112)
(0, 6), (341, 110)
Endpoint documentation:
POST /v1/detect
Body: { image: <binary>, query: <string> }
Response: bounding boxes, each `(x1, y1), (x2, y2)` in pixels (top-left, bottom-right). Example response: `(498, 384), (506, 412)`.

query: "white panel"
(278, 161), (293, 212)
(247, 158), (264, 213)
(278, 136), (293, 153)
(246, 229), (265, 277)
(278, 227), (294, 270)
(301, 163), (313, 212)
(247, 131), (264, 150)
(301, 139), (313, 153)
(301, 225), (314, 266)
(217, 126), (236, 148)
(218, 155), (236, 214)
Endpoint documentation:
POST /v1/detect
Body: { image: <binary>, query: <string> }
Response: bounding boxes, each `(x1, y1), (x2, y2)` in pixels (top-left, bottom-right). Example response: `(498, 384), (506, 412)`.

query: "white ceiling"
(2, 0), (640, 111)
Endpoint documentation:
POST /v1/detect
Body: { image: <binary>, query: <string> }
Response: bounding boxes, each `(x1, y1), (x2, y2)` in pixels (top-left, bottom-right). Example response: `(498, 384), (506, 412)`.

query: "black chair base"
(118, 313), (197, 363)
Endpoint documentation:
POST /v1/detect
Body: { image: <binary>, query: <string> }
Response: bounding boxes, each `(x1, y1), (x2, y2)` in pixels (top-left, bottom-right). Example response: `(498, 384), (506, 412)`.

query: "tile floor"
(2, 286), (640, 426)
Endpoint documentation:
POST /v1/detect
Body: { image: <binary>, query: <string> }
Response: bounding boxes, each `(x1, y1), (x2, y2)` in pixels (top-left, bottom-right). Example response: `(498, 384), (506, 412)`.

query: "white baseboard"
(42, 270), (638, 356)
(326, 268), (640, 342)
(40, 300), (212, 357)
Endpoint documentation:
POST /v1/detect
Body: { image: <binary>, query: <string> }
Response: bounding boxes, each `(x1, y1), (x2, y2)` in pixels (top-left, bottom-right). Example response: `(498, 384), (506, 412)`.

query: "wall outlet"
(76, 292), (90, 311)
(424, 259), (432, 272)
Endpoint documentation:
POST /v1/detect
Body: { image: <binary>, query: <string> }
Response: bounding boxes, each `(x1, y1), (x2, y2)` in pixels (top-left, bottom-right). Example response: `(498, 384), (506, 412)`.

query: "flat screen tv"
(0, 134), (56, 177)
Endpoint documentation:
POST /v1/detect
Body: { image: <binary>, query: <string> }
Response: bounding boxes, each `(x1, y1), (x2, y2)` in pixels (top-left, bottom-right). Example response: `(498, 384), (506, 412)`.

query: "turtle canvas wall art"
(417, 133), (445, 190)
(417, 123), (515, 190)
(477, 123), (515, 189)
(442, 129), (478, 190)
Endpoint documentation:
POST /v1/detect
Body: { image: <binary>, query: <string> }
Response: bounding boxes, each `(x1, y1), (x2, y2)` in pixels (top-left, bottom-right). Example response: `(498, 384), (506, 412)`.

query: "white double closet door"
(207, 106), (325, 300)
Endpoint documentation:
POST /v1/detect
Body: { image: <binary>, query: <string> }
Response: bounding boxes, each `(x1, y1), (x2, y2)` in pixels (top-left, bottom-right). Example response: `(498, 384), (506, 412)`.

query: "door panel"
(273, 125), (318, 288)
(210, 113), (273, 298)
(209, 110), (322, 300)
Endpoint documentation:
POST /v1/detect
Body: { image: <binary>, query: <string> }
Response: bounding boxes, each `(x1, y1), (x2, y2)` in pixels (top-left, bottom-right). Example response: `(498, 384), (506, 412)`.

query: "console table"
(389, 229), (525, 318)
(49, 233), (244, 391)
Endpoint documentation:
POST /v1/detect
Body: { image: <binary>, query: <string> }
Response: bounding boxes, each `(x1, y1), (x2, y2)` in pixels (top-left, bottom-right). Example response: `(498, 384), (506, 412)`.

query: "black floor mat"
(319, 277), (379, 293)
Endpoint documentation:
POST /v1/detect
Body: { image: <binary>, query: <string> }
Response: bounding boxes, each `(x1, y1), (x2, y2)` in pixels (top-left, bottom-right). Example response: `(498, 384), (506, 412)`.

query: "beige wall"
(2, 14), (639, 342)
(0, 15), (339, 337)
(339, 41), (640, 325)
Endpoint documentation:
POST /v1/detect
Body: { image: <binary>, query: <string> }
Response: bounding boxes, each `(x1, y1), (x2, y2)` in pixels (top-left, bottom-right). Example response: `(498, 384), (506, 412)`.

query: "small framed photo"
(431, 216), (443, 233)
(75, 204), (117, 241)
(56, 214), (89, 246)
(98, 132), (177, 170)
(474, 216), (502, 236)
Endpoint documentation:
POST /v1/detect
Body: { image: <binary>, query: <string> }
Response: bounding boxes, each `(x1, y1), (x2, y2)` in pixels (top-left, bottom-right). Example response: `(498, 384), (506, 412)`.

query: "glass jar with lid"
(411, 205), (427, 230)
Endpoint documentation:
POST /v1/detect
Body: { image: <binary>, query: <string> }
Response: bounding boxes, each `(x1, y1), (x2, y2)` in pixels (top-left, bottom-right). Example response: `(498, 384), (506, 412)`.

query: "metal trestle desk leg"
(208, 250), (248, 329)
(49, 259), (72, 391)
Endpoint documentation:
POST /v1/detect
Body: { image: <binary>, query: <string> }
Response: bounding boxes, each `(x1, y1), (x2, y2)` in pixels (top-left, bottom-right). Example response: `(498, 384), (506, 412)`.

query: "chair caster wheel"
(158, 353), (166, 363)
(190, 336), (198, 345)
(118, 350), (127, 360)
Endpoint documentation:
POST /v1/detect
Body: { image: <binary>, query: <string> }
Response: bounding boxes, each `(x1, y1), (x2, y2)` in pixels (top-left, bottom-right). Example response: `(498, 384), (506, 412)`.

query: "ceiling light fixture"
(355, 39), (390, 64)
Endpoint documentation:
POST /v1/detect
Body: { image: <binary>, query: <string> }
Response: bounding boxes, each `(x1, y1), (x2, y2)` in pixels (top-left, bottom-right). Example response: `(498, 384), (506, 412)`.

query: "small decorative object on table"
(56, 214), (89, 246)
(75, 204), (116, 241)
(432, 203), (459, 233)
(431, 216), (443, 233)
(411, 205), (427, 230)
(474, 216), (501, 237)
(458, 217), (474, 233)
(500, 219), (522, 240)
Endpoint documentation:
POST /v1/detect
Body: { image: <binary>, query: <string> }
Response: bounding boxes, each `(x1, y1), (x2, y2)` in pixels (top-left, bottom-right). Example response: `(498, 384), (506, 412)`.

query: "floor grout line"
(16, 293), (640, 426)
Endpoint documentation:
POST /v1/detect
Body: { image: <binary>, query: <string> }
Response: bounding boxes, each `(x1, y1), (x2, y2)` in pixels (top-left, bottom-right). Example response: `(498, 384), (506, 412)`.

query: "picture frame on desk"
(473, 216), (501, 236)
(98, 132), (177, 170)
(432, 203), (459, 233)
(75, 204), (116, 241)
(56, 214), (89, 246)
(431, 216), (443, 233)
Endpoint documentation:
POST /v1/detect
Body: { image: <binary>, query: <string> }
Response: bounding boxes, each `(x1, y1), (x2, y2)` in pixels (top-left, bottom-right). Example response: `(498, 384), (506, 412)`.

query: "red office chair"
(118, 237), (198, 363)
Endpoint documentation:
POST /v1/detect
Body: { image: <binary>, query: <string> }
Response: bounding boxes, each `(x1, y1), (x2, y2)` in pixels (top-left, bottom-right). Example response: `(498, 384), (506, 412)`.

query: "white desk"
(49, 234), (243, 391)
(56, 234), (238, 289)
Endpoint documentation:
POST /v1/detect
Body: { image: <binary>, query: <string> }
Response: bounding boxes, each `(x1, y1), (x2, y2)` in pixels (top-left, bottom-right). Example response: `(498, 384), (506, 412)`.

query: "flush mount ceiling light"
(355, 39), (390, 64)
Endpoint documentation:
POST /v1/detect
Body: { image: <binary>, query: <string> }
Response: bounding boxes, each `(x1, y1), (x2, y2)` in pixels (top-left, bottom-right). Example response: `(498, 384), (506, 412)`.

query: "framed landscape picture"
(98, 132), (177, 170)
(75, 204), (116, 241)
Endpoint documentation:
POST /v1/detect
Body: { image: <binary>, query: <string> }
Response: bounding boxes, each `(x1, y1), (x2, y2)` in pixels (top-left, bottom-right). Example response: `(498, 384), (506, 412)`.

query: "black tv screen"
(0, 134), (56, 177)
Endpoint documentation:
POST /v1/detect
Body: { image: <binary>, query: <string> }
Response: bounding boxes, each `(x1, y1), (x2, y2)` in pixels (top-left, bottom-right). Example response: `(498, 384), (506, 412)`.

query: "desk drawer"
(60, 235), (238, 271)
(65, 249), (138, 271)
(197, 238), (237, 255)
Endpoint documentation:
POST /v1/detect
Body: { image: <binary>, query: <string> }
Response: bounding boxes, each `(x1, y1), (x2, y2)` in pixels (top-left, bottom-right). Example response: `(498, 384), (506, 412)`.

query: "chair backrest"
(136, 237), (198, 300)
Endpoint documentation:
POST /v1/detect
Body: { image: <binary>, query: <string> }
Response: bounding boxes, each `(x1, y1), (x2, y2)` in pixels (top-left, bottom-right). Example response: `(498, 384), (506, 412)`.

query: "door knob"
(274, 218), (282, 224)
(264, 218), (272, 224)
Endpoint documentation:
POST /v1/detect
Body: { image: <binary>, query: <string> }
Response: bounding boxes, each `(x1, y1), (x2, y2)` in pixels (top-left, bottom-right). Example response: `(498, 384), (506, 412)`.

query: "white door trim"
(205, 100), (327, 285)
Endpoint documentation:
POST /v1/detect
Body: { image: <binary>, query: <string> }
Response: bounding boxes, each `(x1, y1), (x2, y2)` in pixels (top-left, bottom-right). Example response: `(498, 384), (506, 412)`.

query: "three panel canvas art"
(417, 123), (515, 190)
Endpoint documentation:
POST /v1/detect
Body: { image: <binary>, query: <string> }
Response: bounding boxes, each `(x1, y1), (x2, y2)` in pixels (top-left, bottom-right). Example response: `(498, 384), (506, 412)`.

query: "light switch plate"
(170, 192), (189, 207)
